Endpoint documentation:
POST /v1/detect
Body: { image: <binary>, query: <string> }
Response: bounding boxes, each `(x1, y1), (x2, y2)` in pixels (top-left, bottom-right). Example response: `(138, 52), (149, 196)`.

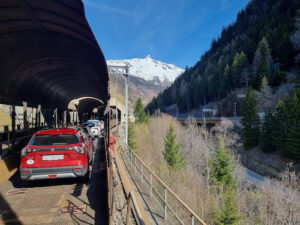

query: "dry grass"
(134, 114), (300, 225)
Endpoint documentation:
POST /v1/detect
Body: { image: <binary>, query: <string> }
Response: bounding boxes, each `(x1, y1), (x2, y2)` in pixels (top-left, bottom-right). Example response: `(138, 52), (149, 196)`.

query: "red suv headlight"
(21, 148), (34, 157)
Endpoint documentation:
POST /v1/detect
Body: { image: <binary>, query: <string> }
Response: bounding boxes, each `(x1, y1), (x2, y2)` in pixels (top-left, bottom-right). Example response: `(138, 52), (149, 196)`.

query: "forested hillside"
(147, 0), (300, 113)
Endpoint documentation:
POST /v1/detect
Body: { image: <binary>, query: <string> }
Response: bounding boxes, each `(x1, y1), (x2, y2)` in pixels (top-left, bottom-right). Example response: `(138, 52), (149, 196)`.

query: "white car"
(90, 126), (100, 137)
(87, 120), (102, 137)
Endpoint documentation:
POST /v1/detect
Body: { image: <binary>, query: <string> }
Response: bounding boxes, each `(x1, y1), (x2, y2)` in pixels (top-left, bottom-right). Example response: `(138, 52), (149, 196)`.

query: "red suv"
(20, 128), (93, 181)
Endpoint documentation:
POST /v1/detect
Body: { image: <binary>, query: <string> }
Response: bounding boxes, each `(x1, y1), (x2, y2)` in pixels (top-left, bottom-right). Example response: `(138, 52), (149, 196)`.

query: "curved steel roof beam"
(0, 0), (109, 111)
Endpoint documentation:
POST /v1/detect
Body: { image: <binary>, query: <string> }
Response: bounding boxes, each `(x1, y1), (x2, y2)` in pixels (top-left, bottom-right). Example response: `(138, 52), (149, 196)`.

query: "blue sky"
(84, 0), (249, 68)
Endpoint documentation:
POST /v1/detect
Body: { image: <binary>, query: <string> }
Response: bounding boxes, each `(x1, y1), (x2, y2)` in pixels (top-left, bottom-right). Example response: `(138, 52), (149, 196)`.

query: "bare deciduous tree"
(134, 114), (300, 225)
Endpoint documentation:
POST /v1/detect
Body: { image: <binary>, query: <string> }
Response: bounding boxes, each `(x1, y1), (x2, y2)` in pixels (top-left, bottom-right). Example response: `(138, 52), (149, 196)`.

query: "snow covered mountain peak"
(107, 56), (184, 83)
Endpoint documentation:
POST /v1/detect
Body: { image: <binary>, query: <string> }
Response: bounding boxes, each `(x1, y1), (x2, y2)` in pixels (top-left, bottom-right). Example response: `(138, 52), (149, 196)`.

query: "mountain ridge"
(146, 0), (300, 114)
(107, 55), (184, 84)
(107, 56), (184, 105)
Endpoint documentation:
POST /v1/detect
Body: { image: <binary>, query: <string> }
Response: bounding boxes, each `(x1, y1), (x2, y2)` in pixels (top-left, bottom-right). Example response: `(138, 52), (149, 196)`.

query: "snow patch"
(107, 56), (184, 83)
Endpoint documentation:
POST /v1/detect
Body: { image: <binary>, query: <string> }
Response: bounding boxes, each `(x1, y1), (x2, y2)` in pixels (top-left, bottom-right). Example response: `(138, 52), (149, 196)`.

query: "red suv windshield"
(29, 134), (80, 146)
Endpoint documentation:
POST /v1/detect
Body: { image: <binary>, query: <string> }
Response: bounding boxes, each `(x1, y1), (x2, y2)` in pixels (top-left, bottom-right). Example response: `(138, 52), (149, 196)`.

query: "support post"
(36, 105), (41, 128)
(31, 107), (34, 128)
(191, 215), (195, 225)
(115, 74), (118, 134)
(134, 156), (136, 174)
(164, 188), (167, 219)
(11, 105), (16, 153)
(55, 108), (58, 128)
(64, 110), (67, 127)
(71, 111), (74, 126)
(140, 164), (143, 182)
(125, 66), (129, 145)
(66, 110), (70, 126)
(23, 102), (28, 131)
(75, 111), (78, 126)
(149, 173), (152, 197)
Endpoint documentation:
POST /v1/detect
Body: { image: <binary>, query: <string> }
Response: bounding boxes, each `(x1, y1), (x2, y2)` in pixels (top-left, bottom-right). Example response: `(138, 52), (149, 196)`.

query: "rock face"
(107, 56), (184, 105)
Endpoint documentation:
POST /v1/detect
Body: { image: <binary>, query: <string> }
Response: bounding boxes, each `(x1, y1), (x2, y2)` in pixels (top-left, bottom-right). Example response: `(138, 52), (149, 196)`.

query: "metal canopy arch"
(69, 96), (105, 114)
(0, 0), (109, 112)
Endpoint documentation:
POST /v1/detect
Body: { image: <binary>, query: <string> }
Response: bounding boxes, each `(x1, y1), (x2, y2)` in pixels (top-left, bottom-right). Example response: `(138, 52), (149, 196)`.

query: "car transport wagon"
(20, 128), (93, 181)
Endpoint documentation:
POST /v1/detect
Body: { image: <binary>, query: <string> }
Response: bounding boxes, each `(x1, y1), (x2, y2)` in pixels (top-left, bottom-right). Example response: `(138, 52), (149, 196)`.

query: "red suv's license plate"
(42, 155), (64, 161)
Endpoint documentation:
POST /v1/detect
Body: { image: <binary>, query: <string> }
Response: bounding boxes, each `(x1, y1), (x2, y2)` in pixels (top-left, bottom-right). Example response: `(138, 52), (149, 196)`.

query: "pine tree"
(128, 122), (137, 151)
(134, 98), (147, 123)
(296, 72), (300, 96)
(210, 138), (236, 188)
(210, 138), (239, 225)
(164, 124), (185, 169)
(285, 94), (300, 160)
(241, 89), (260, 150)
(269, 70), (287, 87)
(260, 76), (271, 96)
(252, 37), (273, 89)
(218, 190), (240, 225)
(278, 33), (295, 69)
(223, 64), (232, 91)
(273, 100), (286, 151)
(232, 51), (248, 88)
(260, 109), (276, 152)
(256, 63), (268, 90)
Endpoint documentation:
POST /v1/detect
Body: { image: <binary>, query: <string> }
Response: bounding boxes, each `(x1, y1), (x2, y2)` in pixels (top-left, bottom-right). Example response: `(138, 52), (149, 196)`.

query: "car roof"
(35, 128), (79, 136)
(87, 120), (99, 123)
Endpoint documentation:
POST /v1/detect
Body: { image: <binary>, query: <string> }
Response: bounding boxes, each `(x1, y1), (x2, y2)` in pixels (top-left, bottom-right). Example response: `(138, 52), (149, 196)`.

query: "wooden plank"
(0, 155), (18, 183)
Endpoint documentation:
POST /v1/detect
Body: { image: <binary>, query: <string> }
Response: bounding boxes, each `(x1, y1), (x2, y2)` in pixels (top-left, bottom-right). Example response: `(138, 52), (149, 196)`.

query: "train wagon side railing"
(106, 133), (150, 225)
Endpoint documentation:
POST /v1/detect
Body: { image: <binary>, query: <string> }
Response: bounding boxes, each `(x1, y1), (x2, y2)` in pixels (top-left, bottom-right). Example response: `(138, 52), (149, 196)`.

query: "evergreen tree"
(285, 94), (300, 160)
(241, 89), (260, 150)
(278, 33), (295, 69)
(256, 63), (269, 90)
(146, 97), (159, 115)
(260, 109), (276, 152)
(273, 100), (286, 151)
(164, 124), (185, 169)
(269, 70), (287, 87)
(232, 51), (248, 88)
(128, 122), (137, 151)
(223, 64), (232, 92)
(146, 0), (300, 117)
(252, 37), (273, 89)
(210, 138), (239, 225)
(134, 98), (147, 123)
(218, 190), (240, 225)
(296, 72), (300, 96)
(210, 138), (236, 188)
(260, 76), (271, 96)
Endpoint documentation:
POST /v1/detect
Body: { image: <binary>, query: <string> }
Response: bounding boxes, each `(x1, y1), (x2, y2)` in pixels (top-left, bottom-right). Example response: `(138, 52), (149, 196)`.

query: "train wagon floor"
(0, 138), (108, 225)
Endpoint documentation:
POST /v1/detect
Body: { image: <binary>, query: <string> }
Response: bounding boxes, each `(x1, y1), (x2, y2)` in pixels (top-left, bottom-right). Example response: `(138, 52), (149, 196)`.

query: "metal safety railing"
(107, 145), (149, 225)
(118, 138), (207, 225)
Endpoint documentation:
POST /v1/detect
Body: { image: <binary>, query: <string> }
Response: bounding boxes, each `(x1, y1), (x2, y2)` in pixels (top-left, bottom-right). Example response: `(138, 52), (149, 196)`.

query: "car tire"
(22, 180), (31, 187)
